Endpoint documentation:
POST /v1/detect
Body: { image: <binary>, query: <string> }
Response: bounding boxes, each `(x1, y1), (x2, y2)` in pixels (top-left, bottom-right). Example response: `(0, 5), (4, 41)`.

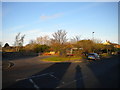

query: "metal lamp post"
(92, 32), (95, 40)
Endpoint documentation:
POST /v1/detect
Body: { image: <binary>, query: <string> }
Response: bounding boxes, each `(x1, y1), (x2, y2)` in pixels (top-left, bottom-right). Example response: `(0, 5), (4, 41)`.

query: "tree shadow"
(75, 65), (84, 88)
(4, 62), (71, 89)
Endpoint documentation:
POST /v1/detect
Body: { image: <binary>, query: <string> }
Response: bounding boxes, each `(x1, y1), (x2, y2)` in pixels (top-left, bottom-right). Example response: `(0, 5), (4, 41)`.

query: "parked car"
(87, 53), (100, 60)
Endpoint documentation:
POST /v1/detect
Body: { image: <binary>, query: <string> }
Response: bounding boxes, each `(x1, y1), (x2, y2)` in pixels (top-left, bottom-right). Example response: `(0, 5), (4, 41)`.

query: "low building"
(103, 40), (120, 48)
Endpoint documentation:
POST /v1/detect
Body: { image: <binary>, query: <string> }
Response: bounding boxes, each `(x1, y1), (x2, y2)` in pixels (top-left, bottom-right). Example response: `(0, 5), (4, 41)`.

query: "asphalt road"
(2, 55), (120, 89)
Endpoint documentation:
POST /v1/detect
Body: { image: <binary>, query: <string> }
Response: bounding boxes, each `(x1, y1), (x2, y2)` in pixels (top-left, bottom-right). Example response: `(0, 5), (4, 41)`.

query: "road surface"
(2, 55), (120, 89)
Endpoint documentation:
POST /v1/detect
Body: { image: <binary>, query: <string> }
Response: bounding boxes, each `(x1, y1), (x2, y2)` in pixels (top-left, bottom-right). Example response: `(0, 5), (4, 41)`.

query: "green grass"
(42, 56), (82, 62)
(100, 53), (111, 57)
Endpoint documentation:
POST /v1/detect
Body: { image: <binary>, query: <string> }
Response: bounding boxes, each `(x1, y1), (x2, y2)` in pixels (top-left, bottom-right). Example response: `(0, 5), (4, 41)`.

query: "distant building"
(103, 40), (111, 45)
(103, 40), (120, 48)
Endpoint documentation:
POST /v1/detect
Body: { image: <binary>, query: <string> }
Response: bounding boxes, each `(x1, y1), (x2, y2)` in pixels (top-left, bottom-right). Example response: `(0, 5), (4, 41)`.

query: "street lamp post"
(92, 32), (95, 40)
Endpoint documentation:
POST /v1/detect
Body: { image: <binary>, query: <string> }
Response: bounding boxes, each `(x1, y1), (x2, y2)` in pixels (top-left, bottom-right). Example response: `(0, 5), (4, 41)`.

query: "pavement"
(2, 55), (120, 89)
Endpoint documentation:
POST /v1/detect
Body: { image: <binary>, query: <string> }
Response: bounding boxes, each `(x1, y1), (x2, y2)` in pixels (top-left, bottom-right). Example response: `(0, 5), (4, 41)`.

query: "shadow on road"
(86, 55), (120, 88)
(75, 65), (84, 88)
(4, 62), (71, 89)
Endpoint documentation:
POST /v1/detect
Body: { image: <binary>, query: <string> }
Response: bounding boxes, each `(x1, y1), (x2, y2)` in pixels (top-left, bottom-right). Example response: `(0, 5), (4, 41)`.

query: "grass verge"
(42, 56), (82, 62)
(100, 53), (111, 58)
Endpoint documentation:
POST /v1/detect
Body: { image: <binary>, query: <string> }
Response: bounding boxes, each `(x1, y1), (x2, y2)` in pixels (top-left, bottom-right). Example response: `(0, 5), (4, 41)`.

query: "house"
(103, 40), (111, 45)
(103, 40), (120, 48)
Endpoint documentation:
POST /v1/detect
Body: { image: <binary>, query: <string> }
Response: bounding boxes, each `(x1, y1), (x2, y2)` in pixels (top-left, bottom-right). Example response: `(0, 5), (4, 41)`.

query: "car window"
(95, 53), (98, 55)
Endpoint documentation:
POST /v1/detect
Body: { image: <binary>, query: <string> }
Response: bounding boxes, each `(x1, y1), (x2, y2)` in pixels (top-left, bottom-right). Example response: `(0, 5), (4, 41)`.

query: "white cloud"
(4, 25), (25, 32)
(40, 13), (64, 21)
(23, 29), (52, 37)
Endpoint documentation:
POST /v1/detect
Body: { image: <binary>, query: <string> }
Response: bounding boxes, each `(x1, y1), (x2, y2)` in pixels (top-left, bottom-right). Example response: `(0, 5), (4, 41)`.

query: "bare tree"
(51, 30), (68, 56)
(70, 35), (81, 43)
(36, 35), (50, 45)
(29, 39), (36, 44)
(14, 32), (25, 47)
(14, 32), (25, 52)
(52, 30), (67, 44)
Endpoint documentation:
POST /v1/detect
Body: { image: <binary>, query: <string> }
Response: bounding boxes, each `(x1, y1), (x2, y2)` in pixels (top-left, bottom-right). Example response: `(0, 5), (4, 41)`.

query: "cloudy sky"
(2, 1), (118, 45)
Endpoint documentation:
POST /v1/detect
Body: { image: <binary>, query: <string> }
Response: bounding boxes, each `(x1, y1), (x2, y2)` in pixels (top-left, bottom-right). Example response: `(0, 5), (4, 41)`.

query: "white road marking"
(29, 78), (39, 90)
(16, 72), (54, 81)
(49, 74), (59, 80)
(29, 72), (54, 79)
(16, 78), (27, 81)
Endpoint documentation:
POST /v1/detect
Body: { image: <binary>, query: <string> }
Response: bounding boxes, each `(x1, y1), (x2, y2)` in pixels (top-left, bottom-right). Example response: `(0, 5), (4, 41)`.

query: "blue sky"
(2, 2), (118, 45)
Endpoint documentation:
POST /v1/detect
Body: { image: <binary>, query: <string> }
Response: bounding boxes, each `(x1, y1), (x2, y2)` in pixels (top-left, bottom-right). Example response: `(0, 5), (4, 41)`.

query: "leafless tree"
(51, 30), (68, 56)
(52, 30), (67, 44)
(70, 35), (81, 43)
(14, 32), (25, 52)
(29, 39), (36, 44)
(14, 32), (25, 47)
(36, 35), (50, 45)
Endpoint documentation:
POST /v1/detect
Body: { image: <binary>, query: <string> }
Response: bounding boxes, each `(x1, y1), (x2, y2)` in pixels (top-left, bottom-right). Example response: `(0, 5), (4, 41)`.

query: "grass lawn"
(42, 56), (82, 62)
(100, 53), (111, 58)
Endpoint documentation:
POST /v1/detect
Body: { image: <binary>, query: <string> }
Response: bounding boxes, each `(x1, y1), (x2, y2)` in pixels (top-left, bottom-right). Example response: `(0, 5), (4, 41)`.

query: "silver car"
(88, 53), (100, 60)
